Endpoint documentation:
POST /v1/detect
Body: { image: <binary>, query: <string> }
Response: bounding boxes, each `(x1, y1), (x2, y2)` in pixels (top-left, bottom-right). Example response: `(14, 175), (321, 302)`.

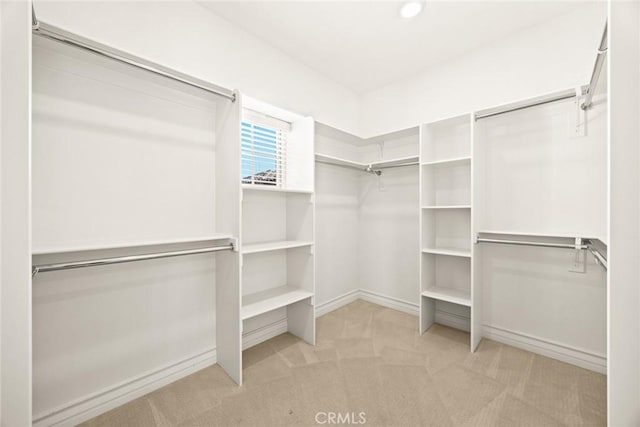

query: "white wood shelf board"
(422, 286), (471, 307)
(477, 230), (600, 241)
(316, 153), (420, 170)
(242, 240), (314, 254)
(242, 285), (314, 320)
(421, 156), (471, 167)
(421, 247), (472, 258)
(315, 153), (364, 168)
(370, 155), (419, 168)
(422, 205), (471, 210)
(241, 185), (313, 194)
(32, 234), (235, 256)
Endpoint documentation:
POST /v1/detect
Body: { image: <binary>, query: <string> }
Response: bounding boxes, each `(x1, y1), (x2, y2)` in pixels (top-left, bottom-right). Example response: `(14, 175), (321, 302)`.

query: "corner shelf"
(422, 247), (471, 258)
(370, 155), (419, 168)
(242, 285), (314, 320)
(315, 153), (419, 170)
(422, 287), (471, 307)
(315, 153), (363, 168)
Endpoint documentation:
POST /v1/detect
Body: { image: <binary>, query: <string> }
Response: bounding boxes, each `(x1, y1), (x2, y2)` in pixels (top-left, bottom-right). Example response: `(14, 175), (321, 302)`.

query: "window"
(241, 110), (290, 187)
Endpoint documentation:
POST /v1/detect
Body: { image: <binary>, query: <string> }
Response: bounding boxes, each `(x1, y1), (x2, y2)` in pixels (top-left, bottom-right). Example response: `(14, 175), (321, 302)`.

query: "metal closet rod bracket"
(365, 165), (382, 176)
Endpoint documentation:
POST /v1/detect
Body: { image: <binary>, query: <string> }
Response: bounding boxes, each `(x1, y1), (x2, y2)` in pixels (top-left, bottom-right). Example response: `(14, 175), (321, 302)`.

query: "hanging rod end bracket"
(31, 4), (40, 31)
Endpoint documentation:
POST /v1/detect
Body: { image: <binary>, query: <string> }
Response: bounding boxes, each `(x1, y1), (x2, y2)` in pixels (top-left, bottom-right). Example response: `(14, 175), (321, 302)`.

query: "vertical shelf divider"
(471, 112), (483, 352)
(214, 91), (243, 385)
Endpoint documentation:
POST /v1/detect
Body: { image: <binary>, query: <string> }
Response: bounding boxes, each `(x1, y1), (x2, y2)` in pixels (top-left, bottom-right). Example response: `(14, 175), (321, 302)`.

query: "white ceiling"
(199, 1), (584, 94)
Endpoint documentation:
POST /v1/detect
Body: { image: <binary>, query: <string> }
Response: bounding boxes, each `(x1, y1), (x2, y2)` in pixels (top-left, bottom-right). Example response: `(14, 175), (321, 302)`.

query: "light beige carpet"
(82, 300), (606, 426)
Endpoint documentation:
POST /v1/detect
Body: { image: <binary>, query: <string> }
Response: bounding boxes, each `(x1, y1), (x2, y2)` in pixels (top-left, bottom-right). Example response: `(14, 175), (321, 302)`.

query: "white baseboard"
(33, 348), (217, 427)
(435, 309), (470, 332)
(34, 293), (605, 426)
(315, 290), (360, 316)
(357, 290), (419, 315)
(482, 324), (606, 374)
(242, 318), (288, 350)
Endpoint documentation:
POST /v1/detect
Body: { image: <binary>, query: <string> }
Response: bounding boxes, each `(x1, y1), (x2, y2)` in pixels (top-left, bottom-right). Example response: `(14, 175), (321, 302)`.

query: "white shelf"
(421, 156), (471, 167)
(315, 153), (363, 168)
(477, 229), (600, 240)
(242, 285), (314, 320)
(241, 185), (313, 194)
(370, 155), (419, 168)
(422, 247), (471, 258)
(422, 286), (471, 307)
(32, 234), (235, 256)
(242, 240), (313, 254)
(316, 153), (419, 170)
(422, 205), (471, 210)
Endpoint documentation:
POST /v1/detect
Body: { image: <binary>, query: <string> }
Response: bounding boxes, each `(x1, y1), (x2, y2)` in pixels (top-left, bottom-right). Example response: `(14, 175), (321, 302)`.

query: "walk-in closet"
(1, 1), (639, 426)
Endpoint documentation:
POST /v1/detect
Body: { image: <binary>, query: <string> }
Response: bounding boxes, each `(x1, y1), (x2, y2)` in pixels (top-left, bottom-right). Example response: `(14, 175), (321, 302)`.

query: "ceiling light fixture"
(399, 1), (424, 18)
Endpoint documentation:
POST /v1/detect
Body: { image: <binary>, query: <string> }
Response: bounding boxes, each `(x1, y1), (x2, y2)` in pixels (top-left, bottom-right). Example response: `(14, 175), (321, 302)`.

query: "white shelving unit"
(419, 113), (478, 350)
(214, 94), (316, 386)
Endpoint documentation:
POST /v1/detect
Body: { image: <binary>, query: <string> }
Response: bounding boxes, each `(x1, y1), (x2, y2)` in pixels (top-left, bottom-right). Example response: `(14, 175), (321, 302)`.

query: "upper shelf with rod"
(315, 123), (419, 175)
(475, 20), (607, 121)
(314, 153), (419, 175)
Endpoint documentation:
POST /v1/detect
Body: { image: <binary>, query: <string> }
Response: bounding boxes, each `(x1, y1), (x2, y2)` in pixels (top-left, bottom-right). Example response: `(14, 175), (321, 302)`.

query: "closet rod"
(376, 162), (419, 169)
(581, 21), (608, 110)
(476, 237), (608, 270)
(476, 238), (588, 250)
(31, 11), (236, 102)
(475, 87), (587, 120)
(32, 244), (234, 277)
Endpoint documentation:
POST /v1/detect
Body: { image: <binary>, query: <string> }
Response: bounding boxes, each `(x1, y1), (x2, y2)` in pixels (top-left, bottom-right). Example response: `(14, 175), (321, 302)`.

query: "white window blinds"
(241, 109), (291, 187)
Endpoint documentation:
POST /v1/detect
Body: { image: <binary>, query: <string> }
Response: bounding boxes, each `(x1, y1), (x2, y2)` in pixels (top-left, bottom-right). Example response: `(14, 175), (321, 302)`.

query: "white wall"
(314, 126), (361, 305)
(34, 1), (362, 136)
(357, 132), (420, 305)
(314, 127), (421, 310)
(30, 37), (224, 425)
(360, 2), (608, 138)
(608, 0), (640, 424)
(474, 92), (608, 371)
(1, 1), (33, 425)
(34, 2), (608, 140)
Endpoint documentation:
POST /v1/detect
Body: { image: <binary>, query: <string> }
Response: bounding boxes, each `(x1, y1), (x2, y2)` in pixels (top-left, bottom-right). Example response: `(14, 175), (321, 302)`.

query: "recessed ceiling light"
(399, 1), (424, 19)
